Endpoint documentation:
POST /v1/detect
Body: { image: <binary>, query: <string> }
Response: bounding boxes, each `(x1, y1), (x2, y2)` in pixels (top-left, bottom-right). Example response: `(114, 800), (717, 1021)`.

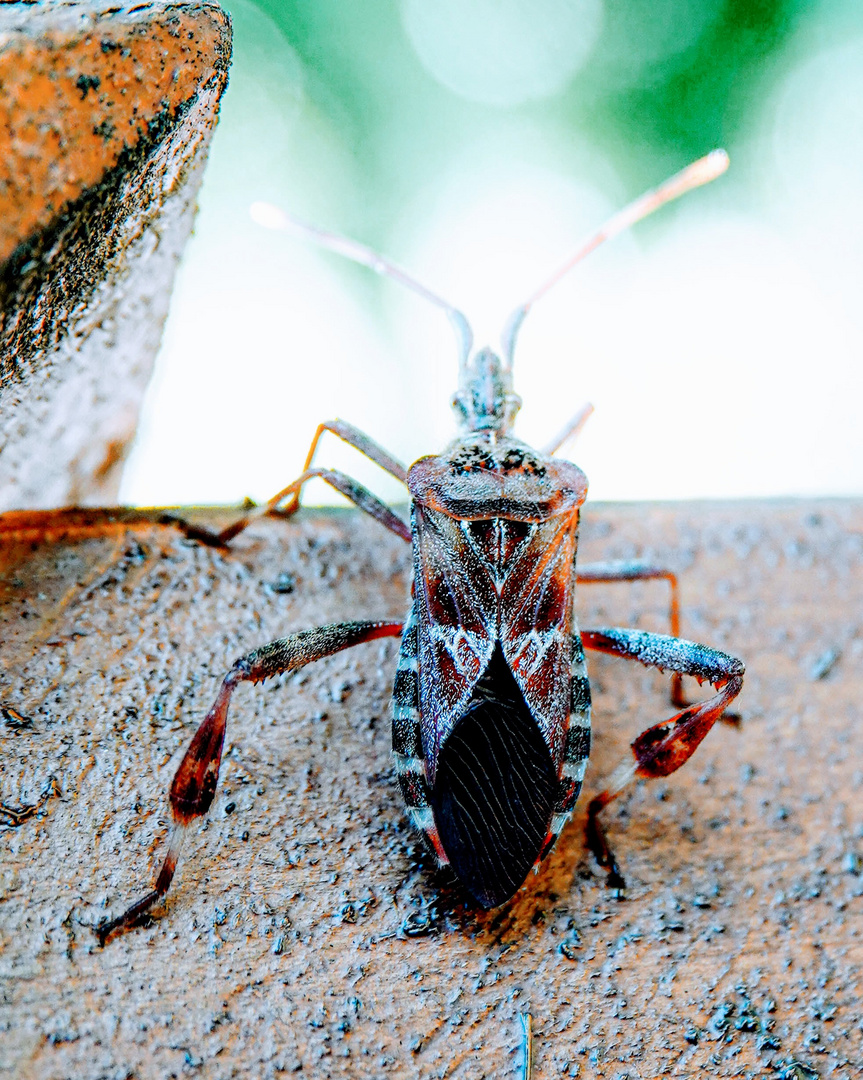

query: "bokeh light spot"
(401, 0), (604, 107)
(593, 0), (723, 88)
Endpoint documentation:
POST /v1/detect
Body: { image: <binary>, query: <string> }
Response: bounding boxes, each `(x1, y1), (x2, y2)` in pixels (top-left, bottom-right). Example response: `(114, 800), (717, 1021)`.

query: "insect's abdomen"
(428, 642), (557, 909)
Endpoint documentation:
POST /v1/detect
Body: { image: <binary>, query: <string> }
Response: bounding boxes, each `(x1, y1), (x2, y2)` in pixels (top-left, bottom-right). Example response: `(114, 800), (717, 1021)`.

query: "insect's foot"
(95, 911), (149, 946)
(95, 915), (120, 947)
(95, 909), (136, 947)
(95, 887), (163, 945)
(266, 504), (297, 520)
(156, 513), (231, 549)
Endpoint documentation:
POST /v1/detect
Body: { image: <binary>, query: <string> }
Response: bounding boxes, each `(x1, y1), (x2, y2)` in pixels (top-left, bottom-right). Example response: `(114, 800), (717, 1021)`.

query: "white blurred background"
(121, 0), (863, 509)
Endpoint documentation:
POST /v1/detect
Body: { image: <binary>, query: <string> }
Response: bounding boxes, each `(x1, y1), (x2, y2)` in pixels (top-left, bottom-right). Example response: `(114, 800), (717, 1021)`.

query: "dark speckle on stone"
(401, 910), (434, 937)
(780, 1062), (819, 1080)
(2, 705), (32, 729)
(75, 73), (101, 98)
(270, 571), (296, 594)
(842, 851), (860, 875)
(808, 647), (841, 681)
(93, 119), (115, 142)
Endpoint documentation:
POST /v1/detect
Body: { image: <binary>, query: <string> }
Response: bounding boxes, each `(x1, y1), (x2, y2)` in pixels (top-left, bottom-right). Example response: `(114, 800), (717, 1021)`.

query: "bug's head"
(451, 347), (522, 435)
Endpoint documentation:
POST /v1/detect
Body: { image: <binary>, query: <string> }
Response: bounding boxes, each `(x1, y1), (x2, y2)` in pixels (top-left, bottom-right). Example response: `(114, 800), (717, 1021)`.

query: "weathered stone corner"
(0, 1), (232, 509)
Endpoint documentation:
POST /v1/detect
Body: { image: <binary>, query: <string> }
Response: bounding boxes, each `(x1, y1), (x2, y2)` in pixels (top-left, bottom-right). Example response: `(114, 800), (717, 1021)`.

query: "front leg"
(209, 418), (412, 545)
(581, 627), (744, 891)
(97, 619), (402, 944)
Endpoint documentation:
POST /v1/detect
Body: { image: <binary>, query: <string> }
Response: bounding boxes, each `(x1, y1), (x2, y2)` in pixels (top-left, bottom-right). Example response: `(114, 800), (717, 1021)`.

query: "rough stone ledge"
(0, 1), (231, 510)
(0, 499), (860, 1078)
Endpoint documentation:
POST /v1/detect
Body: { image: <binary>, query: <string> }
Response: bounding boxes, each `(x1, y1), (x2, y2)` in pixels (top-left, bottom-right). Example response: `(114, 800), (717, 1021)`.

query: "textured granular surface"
(0, 0), (230, 266)
(0, 501), (860, 1078)
(0, 1), (231, 509)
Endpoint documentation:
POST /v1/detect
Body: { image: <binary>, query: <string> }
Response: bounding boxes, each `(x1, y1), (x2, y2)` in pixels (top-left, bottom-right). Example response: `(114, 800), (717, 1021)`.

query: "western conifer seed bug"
(97, 150), (744, 943)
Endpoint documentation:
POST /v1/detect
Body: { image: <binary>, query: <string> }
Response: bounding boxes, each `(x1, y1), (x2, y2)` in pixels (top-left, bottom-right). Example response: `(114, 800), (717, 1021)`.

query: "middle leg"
(577, 560), (687, 706)
(283, 418), (408, 515)
(164, 418), (411, 547)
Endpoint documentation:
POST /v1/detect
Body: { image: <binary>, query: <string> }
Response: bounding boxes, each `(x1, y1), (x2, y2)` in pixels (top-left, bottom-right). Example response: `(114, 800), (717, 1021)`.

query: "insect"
(97, 150), (744, 943)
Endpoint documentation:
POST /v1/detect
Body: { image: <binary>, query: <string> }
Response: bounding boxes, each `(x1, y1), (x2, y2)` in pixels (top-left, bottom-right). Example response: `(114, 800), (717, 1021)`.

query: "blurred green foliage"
(244, 0), (806, 222)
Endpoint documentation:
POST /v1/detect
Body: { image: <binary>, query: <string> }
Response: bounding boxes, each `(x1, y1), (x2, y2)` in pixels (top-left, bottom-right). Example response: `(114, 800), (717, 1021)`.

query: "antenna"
(501, 149), (730, 366)
(250, 202), (474, 367)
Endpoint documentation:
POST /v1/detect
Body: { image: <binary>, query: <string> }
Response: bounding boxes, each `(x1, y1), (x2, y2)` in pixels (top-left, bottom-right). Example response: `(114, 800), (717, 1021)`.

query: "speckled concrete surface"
(0, 501), (860, 1078)
(0, 2), (231, 509)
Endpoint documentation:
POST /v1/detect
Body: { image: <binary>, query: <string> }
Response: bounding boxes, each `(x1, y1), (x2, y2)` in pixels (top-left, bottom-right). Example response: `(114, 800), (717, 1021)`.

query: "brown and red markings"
(169, 675), (234, 825)
(411, 486), (581, 777)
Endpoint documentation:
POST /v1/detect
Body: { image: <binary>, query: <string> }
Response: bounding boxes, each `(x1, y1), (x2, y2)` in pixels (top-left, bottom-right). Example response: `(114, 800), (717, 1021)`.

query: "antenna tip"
(250, 201), (287, 230)
(700, 148), (730, 181)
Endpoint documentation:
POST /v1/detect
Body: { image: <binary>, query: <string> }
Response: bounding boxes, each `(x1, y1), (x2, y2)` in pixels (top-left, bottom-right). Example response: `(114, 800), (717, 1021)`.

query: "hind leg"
(581, 627), (744, 890)
(97, 619), (403, 943)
